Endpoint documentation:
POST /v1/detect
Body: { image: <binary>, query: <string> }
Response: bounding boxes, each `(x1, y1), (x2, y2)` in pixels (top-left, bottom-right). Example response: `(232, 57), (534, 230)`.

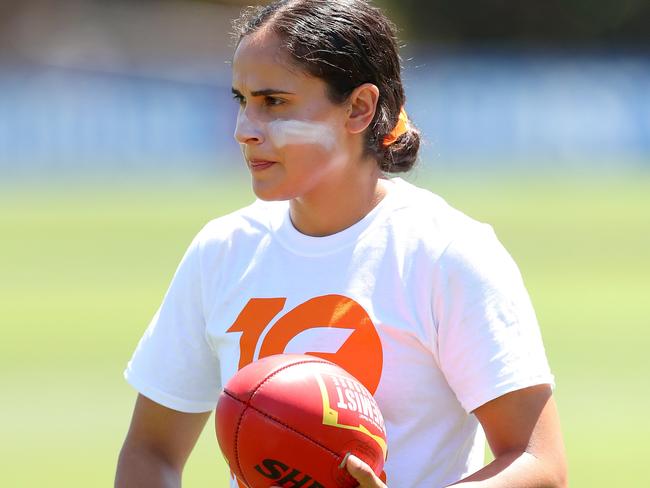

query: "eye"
(232, 93), (246, 106)
(264, 96), (285, 107)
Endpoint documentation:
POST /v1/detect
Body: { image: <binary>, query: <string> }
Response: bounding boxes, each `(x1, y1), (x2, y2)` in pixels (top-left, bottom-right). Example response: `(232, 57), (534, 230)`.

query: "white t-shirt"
(125, 177), (554, 488)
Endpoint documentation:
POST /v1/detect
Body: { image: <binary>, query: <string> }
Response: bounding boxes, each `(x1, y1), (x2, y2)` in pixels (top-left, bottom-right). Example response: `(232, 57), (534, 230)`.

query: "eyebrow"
(231, 87), (295, 97)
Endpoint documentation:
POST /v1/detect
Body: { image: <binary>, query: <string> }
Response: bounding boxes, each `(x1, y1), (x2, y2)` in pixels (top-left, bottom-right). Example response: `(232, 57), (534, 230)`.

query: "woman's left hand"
(344, 454), (387, 488)
(270, 454), (387, 488)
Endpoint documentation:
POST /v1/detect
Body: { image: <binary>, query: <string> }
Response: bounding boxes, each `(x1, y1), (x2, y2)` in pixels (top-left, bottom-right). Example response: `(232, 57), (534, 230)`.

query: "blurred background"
(1, 0), (648, 486)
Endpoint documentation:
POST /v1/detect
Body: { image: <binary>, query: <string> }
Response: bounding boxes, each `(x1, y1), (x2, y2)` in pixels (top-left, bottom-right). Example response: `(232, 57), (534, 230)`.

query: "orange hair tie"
(382, 107), (409, 146)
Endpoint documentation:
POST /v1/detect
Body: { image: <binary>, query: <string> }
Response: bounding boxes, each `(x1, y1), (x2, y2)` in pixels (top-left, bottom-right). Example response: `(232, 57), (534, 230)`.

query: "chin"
(251, 181), (293, 202)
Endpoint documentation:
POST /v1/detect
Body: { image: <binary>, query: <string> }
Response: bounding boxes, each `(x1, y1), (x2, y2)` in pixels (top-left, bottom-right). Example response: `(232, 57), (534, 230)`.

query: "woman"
(116, 1), (567, 487)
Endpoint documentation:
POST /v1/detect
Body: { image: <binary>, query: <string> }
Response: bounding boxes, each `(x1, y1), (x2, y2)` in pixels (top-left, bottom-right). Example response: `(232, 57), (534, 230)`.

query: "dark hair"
(233, 0), (420, 173)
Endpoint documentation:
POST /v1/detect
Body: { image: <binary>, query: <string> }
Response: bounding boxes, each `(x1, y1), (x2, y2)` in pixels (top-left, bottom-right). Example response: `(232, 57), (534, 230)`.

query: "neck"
(289, 166), (388, 237)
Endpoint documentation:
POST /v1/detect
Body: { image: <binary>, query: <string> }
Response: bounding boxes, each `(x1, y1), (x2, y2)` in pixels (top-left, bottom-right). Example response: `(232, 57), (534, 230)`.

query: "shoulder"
(387, 179), (522, 285)
(386, 178), (491, 258)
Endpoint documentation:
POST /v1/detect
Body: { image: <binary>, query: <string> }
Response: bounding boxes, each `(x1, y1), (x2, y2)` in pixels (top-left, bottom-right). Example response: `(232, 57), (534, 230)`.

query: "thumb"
(344, 454), (386, 487)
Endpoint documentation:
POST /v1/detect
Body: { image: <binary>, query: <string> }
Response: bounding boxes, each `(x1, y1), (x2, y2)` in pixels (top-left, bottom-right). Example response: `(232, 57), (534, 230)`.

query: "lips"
(248, 159), (278, 171)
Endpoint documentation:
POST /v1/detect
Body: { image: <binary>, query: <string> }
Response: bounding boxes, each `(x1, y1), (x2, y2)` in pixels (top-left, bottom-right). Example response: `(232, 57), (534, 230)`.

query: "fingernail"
(338, 452), (352, 469)
(347, 454), (363, 468)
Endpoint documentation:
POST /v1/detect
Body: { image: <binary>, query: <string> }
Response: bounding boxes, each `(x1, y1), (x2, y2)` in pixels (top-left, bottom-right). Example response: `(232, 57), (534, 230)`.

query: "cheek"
(268, 120), (350, 180)
(267, 119), (339, 158)
(282, 143), (334, 171)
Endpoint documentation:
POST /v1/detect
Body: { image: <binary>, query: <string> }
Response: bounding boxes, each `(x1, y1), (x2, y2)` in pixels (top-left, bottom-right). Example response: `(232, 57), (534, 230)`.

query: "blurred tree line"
(209, 0), (650, 44)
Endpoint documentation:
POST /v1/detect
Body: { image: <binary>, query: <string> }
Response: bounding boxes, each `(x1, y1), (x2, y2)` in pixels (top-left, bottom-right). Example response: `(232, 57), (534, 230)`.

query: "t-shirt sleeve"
(124, 230), (221, 413)
(432, 223), (554, 414)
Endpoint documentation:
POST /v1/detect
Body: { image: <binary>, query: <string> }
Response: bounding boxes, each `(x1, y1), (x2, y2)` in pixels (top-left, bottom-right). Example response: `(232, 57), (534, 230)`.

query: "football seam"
(224, 389), (341, 462)
(250, 358), (334, 397)
(232, 398), (251, 488)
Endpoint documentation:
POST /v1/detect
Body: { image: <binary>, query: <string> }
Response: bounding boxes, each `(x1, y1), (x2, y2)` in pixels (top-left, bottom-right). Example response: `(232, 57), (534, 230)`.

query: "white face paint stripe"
(267, 119), (337, 151)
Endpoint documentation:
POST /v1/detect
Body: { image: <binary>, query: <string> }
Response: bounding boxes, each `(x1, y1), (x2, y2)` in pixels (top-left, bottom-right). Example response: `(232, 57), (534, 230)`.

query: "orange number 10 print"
(226, 294), (383, 394)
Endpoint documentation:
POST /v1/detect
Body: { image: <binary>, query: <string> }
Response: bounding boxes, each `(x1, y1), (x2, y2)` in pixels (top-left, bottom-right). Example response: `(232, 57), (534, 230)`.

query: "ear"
(346, 83), (380, 134)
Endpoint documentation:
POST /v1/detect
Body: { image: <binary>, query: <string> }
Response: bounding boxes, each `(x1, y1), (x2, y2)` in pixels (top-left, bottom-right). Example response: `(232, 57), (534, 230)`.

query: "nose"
(234, 108), (264, 145)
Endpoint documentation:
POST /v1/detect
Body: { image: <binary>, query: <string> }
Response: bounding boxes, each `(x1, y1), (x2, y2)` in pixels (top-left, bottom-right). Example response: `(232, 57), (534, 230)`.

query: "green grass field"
(2, 168), (649, 487)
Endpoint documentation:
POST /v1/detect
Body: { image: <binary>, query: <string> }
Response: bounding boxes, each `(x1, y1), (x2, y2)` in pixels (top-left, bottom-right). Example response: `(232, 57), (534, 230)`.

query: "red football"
(215, 354), (387, 488)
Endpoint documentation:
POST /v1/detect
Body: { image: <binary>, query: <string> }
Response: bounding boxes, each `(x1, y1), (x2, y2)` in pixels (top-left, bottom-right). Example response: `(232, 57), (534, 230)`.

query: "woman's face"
(232, 30), (355, 201)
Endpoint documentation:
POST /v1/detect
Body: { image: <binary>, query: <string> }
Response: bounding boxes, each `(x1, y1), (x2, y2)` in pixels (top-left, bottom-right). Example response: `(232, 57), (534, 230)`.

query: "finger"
(345, 454), (386, 488)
